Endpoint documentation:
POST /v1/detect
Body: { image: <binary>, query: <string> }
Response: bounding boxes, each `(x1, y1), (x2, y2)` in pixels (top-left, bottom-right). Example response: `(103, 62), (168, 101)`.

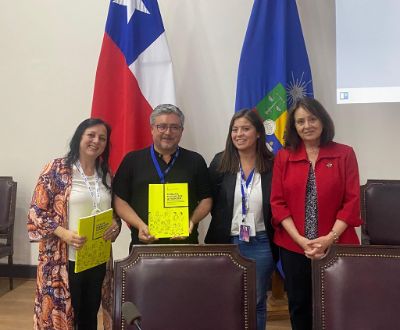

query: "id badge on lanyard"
(75, 161), (101, 215)
(239, 165), (256, 242)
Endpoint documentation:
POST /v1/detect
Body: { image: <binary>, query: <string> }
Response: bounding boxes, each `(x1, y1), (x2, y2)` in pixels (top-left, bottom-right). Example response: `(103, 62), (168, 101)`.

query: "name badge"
(239, 224), (251, 242)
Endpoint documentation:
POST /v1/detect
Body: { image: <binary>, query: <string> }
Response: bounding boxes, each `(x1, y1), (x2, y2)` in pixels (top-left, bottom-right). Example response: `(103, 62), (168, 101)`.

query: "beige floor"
(0, 278), (36, 330)
(0, 278), (291, 330)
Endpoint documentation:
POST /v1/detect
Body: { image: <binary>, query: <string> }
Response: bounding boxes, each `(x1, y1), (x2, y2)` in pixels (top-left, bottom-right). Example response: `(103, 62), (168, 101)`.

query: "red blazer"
(271, 142), (362, 254)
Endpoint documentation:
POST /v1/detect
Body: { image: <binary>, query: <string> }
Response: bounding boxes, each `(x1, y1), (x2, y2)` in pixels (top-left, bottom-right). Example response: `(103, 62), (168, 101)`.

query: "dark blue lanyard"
(150, 144), (180, 184)
(239, 164), (255, 220)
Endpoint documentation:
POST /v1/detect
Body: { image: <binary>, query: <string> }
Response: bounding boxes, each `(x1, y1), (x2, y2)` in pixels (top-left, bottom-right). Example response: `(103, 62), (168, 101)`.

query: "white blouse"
(68, 165), (112, 261)
(230, 171), (265, 236)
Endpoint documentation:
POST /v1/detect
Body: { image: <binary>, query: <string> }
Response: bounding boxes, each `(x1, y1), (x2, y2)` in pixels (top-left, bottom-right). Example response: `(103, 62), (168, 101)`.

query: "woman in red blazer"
(270, 97), (362, 330)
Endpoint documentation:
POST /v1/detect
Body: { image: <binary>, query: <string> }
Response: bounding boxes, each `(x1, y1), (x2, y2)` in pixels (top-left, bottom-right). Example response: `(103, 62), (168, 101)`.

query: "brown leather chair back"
(312, 244), (400, 330)
(113, 244), (256, 330)
(0, 176), (17, 250)
(360, 179), (400, 244)
(0, 176), (17, 290)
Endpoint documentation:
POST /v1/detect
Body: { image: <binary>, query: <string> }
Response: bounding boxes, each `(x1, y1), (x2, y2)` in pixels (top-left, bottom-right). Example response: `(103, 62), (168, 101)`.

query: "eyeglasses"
(154, 124), (182, 133)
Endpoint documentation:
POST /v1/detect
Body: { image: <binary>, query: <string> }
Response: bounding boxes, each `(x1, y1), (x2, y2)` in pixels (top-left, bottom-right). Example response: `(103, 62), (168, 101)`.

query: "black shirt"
(113, 146), (211, 244)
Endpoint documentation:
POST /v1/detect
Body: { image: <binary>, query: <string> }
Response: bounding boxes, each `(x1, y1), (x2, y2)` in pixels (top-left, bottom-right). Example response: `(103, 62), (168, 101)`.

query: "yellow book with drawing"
(148, 183), (189, 238)
(74, 208), (113, 273)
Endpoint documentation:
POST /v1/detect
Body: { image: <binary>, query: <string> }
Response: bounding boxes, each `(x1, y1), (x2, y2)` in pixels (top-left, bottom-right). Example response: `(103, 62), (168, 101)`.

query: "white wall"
(1, 0), (399, 266)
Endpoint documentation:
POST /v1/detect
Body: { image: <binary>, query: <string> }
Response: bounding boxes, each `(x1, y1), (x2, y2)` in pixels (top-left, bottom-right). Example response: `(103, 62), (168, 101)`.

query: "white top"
(230, 171), (265, 236)
(68, 165), (112, 261)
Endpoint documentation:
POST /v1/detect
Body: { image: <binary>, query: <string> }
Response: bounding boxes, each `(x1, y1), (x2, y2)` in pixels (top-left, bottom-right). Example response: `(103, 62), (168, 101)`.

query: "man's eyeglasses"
(154, 124), (182, 133)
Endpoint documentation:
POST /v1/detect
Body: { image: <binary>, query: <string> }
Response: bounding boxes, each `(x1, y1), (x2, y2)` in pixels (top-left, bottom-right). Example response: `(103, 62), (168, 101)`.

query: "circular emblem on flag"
(264, 119), (276, 136)
(286, 71), (313, 106)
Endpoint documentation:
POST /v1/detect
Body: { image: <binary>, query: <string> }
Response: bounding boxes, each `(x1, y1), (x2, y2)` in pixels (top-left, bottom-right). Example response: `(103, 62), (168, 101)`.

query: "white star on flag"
(113, 0), (150, 23)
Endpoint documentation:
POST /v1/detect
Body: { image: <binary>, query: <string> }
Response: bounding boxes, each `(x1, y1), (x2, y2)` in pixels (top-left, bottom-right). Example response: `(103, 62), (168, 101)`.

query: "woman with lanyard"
(205, 109), (277, 330)
(28, 118), (121, 330)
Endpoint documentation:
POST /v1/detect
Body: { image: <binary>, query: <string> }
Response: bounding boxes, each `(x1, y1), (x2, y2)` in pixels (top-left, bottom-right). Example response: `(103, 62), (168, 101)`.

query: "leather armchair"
(360, 179), (400, 244)
(312, 244), (400, 330)
(113, 244), (256, 330)
(0, 176), (17, 290)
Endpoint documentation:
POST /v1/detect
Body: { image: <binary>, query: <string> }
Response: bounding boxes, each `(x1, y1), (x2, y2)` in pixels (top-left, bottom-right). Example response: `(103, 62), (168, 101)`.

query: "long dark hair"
(219, 109), (273, 173)
(65, 118), (112, 189)
(285, 97), (335, 150)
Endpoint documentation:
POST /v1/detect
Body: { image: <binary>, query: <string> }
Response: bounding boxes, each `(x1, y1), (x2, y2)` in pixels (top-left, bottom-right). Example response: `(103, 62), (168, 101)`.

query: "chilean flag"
(91, 0), (176, 172)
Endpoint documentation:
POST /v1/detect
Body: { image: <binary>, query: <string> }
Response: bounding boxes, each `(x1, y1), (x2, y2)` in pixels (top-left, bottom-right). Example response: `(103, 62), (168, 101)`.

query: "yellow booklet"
(74, 208), (113, 273)
(148, 183), (189, 238)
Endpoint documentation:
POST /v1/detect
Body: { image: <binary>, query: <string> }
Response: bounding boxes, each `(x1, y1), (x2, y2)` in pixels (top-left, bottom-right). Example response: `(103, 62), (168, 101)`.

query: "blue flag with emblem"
(235, 0), (313, 154)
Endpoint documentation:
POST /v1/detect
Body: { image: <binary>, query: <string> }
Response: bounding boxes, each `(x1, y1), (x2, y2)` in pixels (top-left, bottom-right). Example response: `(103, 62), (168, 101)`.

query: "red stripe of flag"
(91, 33), (152, 172)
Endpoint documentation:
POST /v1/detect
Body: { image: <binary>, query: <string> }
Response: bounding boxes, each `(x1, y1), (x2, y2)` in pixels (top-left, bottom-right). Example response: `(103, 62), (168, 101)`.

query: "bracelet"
(330, 230), (339, 243)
